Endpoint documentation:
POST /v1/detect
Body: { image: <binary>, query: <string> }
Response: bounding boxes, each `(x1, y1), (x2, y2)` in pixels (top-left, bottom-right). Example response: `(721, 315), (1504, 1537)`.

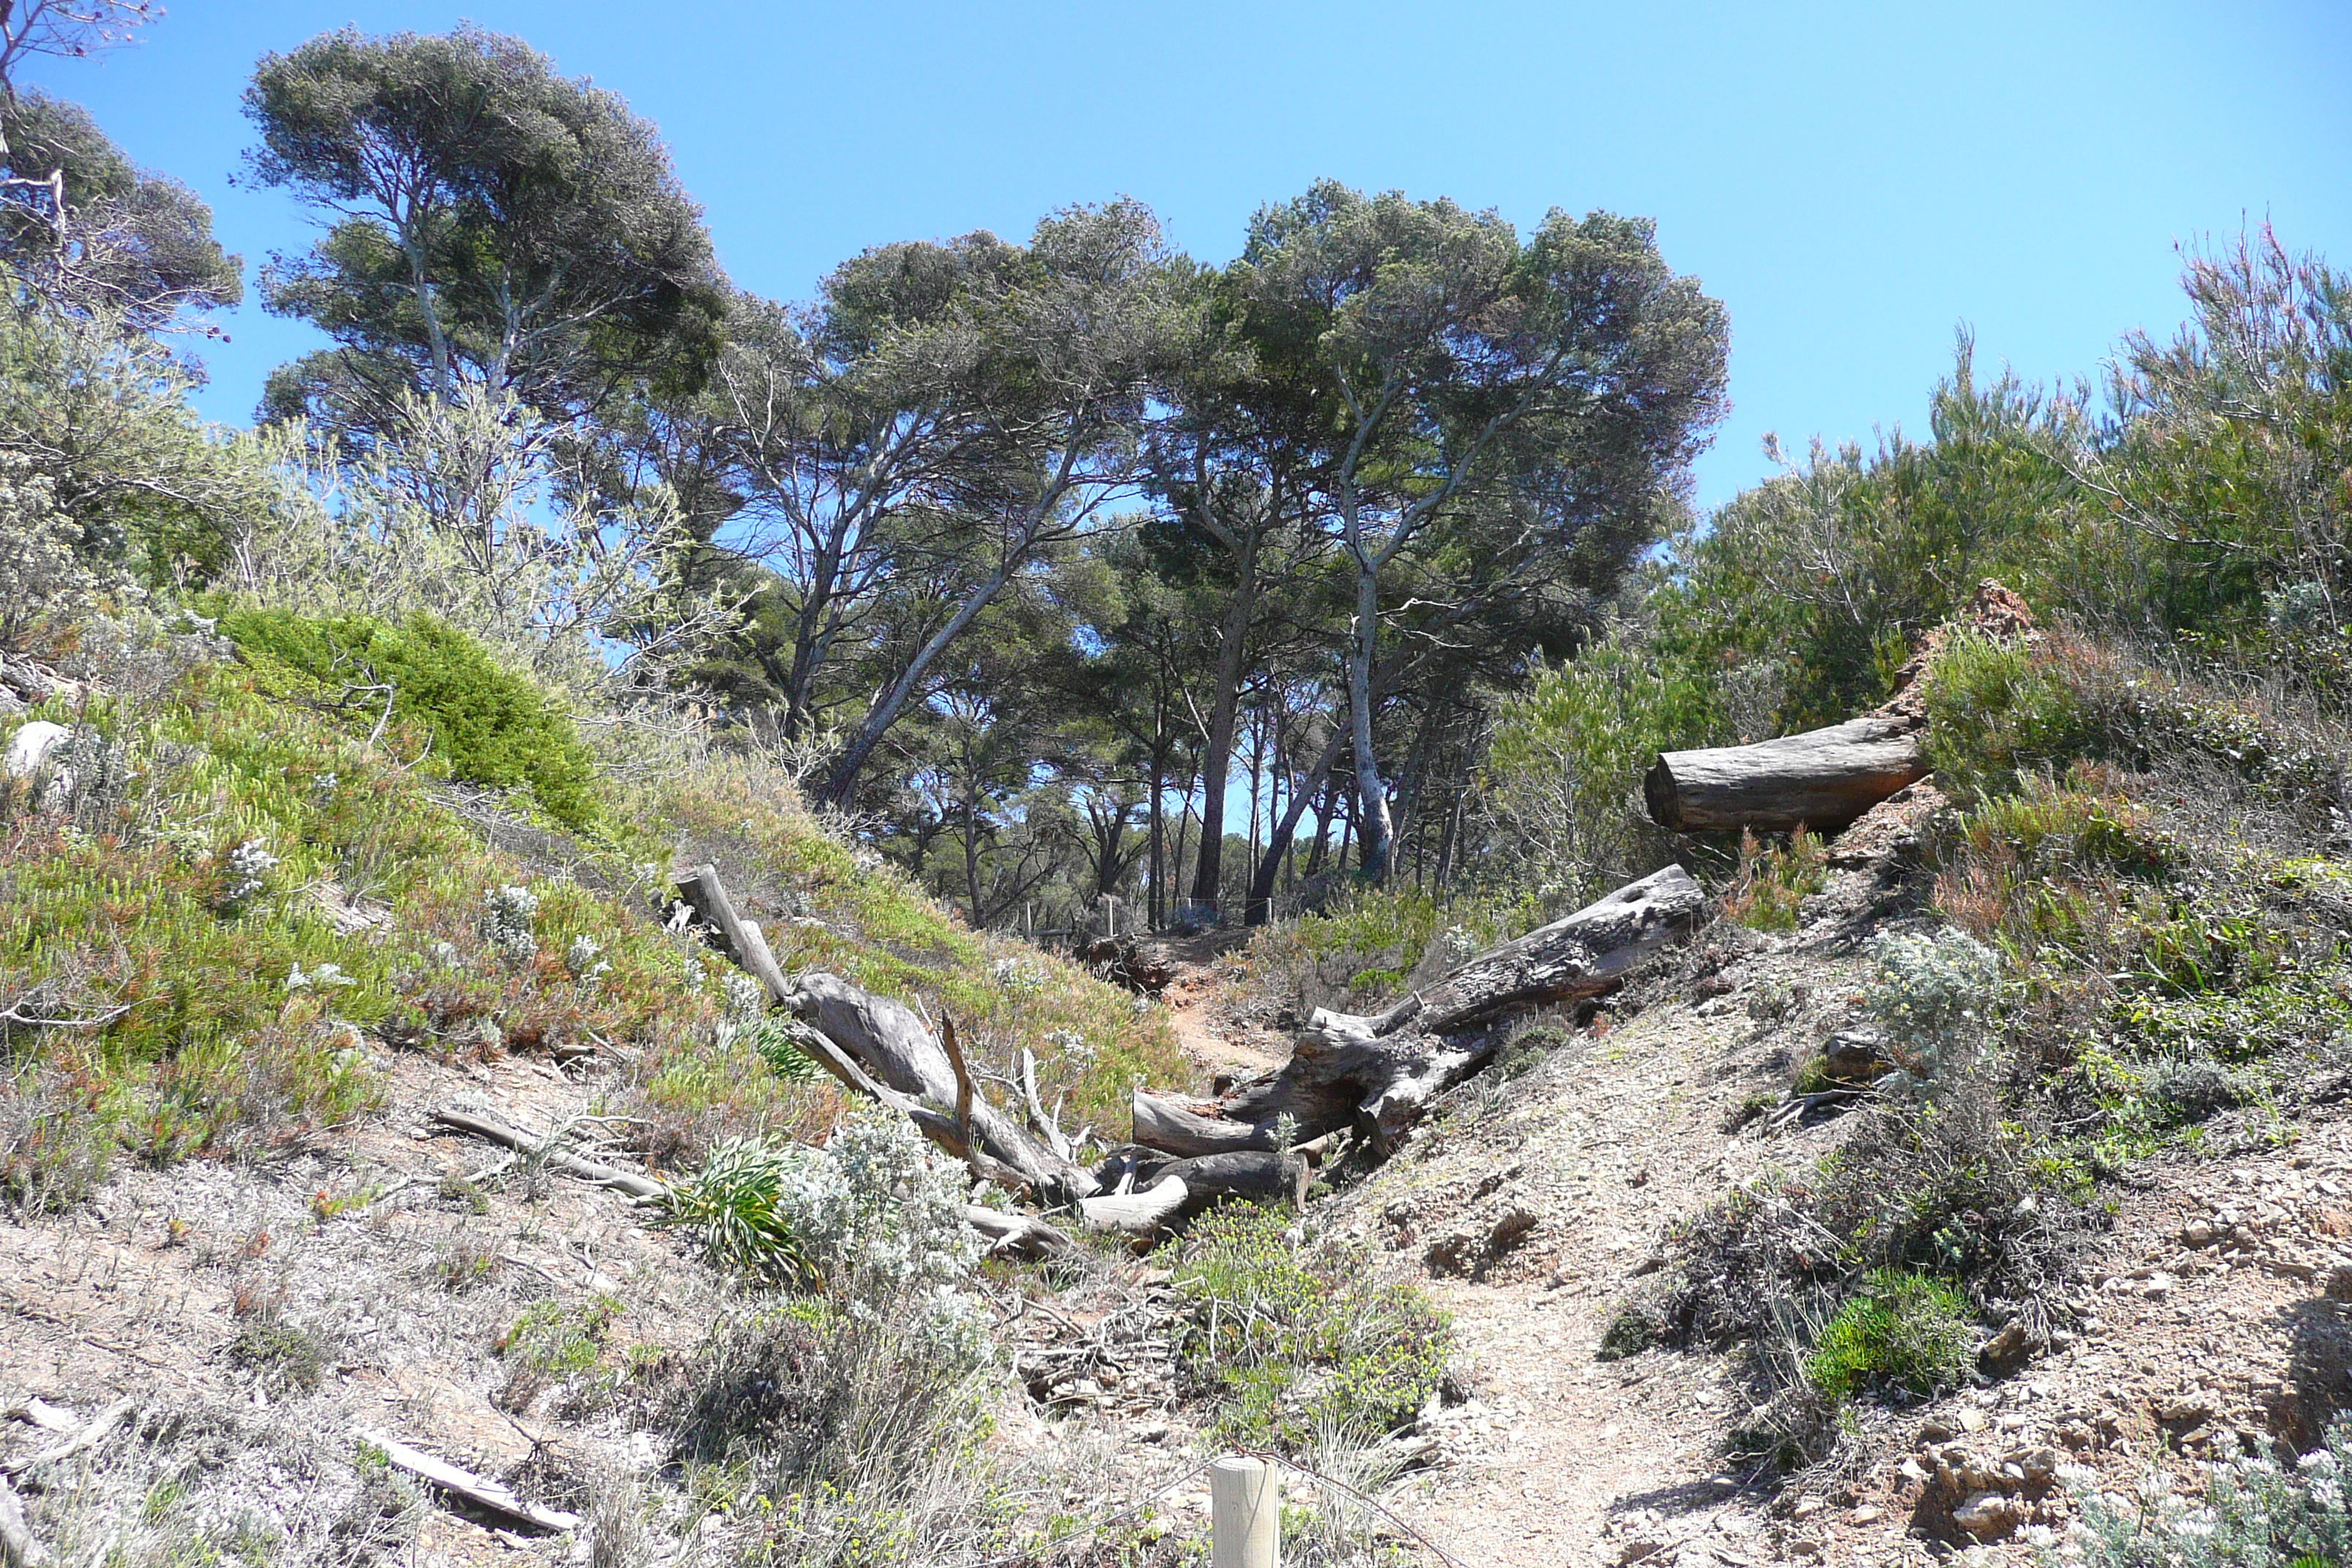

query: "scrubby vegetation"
(1172, 1207), (1452, 1452)
(4, 4), (2351, 1560)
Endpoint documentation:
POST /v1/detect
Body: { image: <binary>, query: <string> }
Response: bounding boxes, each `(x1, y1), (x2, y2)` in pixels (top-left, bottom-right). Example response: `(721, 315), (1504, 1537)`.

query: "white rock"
(3, 720), (67, 780)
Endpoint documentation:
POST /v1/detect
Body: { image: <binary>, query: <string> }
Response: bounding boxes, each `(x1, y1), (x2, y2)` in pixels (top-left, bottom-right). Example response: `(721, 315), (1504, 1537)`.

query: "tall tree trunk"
(1248, 717), (1349, 924)
(820, 557), (1013, 807)
(1188, 540), (1261, 916)
(1147, 750), (1165, 931)
(1346, 563), (1395, 880)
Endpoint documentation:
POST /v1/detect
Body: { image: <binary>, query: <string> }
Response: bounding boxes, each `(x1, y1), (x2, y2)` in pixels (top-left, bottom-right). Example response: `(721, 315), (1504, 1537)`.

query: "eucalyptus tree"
(244, 23), (722, 444)
(1235, 181), (1729, 879)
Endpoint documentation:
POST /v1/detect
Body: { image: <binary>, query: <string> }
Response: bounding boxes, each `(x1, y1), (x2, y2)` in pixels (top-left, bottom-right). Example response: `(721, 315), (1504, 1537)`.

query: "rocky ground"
(8, 844), (2348, 1567)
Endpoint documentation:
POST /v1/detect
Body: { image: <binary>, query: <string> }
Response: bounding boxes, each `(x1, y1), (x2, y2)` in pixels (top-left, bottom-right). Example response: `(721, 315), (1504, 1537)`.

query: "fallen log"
(1130, 1088), (1276, 1157)
(1076, 1149), (1308, 1235)
(961, 1205), (1081, 1259)
(358, 1429), (581, 1533)
(1643, 716), (1927, 834)
(672, 866), (1096, 1204)
(780, 971), (1098, 1204)
(1079, 1175), (1188, 1235)
(1202, 865), (1705, 1153)
(1360, 864), (1708, 1039)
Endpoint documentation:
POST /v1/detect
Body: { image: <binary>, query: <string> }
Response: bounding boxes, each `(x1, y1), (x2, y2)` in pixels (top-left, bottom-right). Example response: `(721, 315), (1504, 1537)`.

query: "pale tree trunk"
(1346, 560), (1395, 881)
(1189, 535), (1261, 916)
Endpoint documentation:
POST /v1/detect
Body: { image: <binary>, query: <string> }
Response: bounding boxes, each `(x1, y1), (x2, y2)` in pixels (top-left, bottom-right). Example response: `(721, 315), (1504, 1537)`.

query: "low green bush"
(1923, 633), (2095, 803)
(1172, 1207), (1450, 1452)
(219, 606), (598, 829)
(1803, 1269), (1973, 1401)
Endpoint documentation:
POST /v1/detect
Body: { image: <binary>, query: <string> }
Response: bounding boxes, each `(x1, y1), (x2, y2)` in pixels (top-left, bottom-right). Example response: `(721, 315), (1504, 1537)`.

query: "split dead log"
(672, 866), (1096, 1204)
(358, 1429), (581, 1533)
(1075, 1149), (1308, 1235)
(1190, 865), (1706, 1153)
(1130, 1088), (1276, 1157)
(1079, 1174), (1188, 1235)
(1643, 715), (1926, 834)
(962, 1205), (1079, 1259)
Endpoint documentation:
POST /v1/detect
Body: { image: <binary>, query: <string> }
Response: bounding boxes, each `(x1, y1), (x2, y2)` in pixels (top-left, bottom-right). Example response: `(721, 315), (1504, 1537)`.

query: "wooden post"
(1210, 1455), (1278, 1568)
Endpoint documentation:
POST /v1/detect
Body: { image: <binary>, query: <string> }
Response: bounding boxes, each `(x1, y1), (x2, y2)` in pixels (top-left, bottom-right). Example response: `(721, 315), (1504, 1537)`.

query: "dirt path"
(1175, 892), (2352, 1568)
(1153, 914), (1874, 1565)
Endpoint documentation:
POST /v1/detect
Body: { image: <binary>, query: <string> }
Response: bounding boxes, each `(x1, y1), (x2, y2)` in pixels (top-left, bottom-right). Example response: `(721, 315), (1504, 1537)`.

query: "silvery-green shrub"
(1864, 928), (1999, 1087)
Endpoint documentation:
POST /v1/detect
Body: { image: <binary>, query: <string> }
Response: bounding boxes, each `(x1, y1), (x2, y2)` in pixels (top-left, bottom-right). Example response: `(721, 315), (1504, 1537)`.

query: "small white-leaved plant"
(1864, 928), (2000, 1090)
(218, 837), (279, 909)
(655, 1110), (986, 1347)
(285, 962), (355, 992)
(482, 884), (539, 962)
(563, 934), (609, 983)
(2048, 1423), (2352, 1567)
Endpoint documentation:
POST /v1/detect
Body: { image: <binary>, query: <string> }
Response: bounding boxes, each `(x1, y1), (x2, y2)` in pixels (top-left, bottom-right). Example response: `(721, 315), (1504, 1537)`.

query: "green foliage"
(1654, 335), (2095, 734)
(2048, 1422), (2352, 1568)
(651, 1137), (816, 1286)
(497, 1295), (621, 1382)
(0, 88), (242, 327)
(1172, 1207), (1450, 1452)
(219, 606), (598, 829)
(1922, 633), (2095, 802)
(1243, 885), (1522, 1015)
(228, 1316), (328, 1394)
(641, 756), (1184, 1128)
(0, 650), (749, 1209)
(0, 304), (276, 587)
(245, 22), (720, 432)
(1802, 1270), (1973, 1401)
(1485, 633), (1722, 909)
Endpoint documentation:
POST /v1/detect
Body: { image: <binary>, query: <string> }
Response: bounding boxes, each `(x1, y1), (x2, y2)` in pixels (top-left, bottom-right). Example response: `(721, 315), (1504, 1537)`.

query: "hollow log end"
(1642, 754), (1681, 831)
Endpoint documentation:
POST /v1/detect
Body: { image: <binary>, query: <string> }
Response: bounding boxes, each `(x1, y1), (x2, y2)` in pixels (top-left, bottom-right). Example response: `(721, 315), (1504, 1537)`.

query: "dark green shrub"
(1923, 633), (2094, 802)
(1803, 1269), (1973, 1400)
(219, 607), (598, 829)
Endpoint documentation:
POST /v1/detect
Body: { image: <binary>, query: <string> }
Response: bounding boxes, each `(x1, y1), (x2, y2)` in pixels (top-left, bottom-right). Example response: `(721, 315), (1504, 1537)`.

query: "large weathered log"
(673, 866), (1096, 1204)
(1643, 716), (1926, 834)
(1077, 1149), (1308, 1234)
(781, 970), (1098, 1203)
(1213, 864), (1706, 1153)
(1131, 1088), (1277, 1156)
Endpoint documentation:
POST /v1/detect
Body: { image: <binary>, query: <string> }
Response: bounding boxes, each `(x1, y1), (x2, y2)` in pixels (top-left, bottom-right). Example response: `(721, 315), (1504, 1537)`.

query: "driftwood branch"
(358, 1429), (581, 1533)
(3, 1395), (134, 1477)
(673, 866), (1096, 1203)
(427, 1109), (663, 1201)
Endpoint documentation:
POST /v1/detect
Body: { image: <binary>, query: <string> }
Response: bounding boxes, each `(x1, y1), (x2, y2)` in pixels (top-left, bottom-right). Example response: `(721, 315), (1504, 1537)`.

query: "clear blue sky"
(27, 0), (2352, 510)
